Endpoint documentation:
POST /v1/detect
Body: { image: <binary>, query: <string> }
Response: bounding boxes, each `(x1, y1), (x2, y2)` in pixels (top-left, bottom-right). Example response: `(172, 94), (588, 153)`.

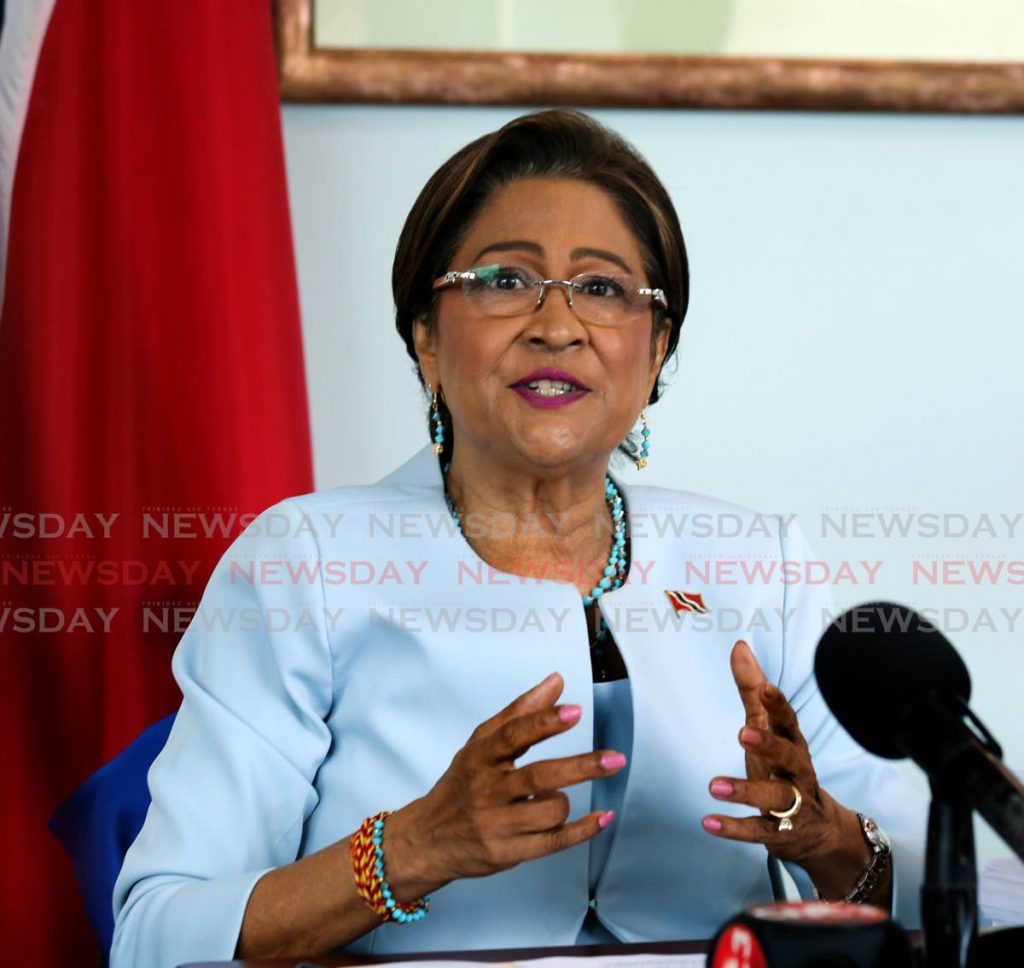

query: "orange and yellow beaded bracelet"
(350, 810), (430, 924)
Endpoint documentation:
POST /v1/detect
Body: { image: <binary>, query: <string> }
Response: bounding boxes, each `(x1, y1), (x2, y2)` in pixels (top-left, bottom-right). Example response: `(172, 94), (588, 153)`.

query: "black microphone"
(706, 901), (912, 968)
(814, 601), (1024, 862)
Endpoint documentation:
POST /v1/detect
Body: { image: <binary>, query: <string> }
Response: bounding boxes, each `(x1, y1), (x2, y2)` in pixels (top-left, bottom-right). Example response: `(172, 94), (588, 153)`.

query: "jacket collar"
(375, 444), (444, 488)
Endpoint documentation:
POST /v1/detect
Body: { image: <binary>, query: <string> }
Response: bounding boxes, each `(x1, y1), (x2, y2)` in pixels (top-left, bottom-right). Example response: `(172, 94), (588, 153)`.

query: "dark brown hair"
(392, 109), (689, 464)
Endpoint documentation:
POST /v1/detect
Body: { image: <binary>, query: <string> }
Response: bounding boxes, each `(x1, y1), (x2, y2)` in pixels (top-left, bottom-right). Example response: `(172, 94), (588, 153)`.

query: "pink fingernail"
(558, 704), (582, 723)
(702, 817), (722, 832)
(710, 779), (734, 797)
(598, 811), (615, 829)
(740, 727), (761, 747)
(600, 752), (627, 770)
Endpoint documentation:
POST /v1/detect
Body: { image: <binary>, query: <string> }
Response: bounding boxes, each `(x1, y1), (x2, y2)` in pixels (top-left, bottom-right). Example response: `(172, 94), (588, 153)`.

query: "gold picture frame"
(273, 0), (1024, 113)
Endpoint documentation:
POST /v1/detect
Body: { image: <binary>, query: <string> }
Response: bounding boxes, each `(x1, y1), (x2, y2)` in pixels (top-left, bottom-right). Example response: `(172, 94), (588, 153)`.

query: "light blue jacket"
(111, 445), (927, 967)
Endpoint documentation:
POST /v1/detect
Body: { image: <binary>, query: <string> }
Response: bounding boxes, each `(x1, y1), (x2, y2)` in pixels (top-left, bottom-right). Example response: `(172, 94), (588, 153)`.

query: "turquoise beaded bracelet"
(371, 816), (429, 923)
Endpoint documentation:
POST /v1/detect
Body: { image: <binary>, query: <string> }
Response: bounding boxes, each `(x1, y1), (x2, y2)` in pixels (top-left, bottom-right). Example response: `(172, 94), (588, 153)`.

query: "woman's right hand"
(382, 672), (625, 901)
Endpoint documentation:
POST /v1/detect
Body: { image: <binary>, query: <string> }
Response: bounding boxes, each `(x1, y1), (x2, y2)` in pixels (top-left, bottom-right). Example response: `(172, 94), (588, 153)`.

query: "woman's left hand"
(701, 640), (873, 900)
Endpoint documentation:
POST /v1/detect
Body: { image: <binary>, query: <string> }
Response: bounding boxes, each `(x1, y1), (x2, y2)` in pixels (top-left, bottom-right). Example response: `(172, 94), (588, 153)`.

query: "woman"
(111, 110), (926, 966)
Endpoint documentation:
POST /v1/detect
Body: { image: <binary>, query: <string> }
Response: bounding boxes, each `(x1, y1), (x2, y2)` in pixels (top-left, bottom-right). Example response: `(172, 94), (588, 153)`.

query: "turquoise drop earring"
(429, 387), (445, 456)
(636, 408), (651, 470)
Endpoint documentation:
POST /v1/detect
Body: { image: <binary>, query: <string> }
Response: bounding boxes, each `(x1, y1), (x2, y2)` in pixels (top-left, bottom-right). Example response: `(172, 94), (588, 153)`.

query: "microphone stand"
(921, 780), (976, 968)
(913, 696), (1024, 967)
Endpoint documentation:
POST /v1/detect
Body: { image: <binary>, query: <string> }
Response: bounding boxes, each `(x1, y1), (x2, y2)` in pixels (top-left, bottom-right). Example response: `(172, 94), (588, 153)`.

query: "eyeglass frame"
(431, 263), (669, 320)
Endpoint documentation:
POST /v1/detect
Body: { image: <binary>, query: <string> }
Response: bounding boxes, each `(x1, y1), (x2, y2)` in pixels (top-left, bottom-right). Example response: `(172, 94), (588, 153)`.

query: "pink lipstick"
(510, 367), (590, 410)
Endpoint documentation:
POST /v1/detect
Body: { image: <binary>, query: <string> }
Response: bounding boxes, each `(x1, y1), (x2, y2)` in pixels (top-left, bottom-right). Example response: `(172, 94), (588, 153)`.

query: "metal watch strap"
(814, 813), (891, 904)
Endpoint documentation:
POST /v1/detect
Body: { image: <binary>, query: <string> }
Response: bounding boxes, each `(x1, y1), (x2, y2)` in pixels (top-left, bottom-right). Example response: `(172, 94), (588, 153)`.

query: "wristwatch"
(815, 813), (892, 904)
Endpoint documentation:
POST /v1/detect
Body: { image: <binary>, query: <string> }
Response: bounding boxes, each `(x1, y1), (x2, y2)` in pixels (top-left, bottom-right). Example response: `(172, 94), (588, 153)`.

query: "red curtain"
(0, 1), (314, 962)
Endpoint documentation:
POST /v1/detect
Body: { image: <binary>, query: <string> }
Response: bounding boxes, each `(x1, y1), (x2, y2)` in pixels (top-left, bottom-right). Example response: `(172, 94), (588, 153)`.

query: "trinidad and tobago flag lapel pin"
(665, 590), (709, 614)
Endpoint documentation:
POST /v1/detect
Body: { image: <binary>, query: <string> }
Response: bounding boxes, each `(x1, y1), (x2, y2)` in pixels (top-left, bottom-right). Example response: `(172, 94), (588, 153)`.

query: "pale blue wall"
(281, 103), (1024, 865)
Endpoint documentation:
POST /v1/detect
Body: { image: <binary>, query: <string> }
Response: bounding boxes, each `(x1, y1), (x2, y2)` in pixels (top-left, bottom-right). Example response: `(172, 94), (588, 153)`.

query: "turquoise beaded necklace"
(442, 464), (629, 676)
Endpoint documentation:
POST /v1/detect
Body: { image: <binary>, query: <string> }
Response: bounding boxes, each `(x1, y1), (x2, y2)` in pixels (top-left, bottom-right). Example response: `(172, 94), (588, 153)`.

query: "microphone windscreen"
(707, 901), (912, 968)
(814, 601), (971, 758)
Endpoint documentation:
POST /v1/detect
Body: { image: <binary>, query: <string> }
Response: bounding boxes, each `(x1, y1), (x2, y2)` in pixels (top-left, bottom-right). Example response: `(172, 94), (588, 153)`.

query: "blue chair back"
(49, 713), (176, 955)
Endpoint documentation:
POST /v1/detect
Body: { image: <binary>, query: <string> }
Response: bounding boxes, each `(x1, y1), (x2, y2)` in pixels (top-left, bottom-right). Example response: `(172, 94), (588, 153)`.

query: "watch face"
(863, 815), (891, 852)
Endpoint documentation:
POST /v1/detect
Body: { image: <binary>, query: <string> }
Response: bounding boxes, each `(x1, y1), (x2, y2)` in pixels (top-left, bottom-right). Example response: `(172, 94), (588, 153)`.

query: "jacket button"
(588, 896), (597, 910)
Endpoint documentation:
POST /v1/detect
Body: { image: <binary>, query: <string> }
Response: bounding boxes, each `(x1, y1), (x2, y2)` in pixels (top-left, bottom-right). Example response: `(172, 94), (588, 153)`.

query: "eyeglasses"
(432, 263), (668, 327)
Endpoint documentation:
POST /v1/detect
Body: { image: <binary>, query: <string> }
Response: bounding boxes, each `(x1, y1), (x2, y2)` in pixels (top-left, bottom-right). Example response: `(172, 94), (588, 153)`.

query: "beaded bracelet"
(349, 810), (430, 923)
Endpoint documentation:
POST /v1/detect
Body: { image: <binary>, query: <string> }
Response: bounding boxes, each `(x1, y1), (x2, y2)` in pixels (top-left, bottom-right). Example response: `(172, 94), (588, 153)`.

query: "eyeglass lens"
(463, 264), (656, 325)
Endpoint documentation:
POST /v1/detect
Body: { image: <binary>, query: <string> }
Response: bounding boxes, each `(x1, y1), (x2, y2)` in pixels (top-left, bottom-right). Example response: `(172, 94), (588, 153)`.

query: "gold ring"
(769, 784), (802, 832)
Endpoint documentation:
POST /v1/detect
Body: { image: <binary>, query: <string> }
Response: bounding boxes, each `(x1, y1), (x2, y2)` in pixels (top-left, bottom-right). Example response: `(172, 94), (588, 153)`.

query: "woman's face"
(414, 177), (670, 473)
